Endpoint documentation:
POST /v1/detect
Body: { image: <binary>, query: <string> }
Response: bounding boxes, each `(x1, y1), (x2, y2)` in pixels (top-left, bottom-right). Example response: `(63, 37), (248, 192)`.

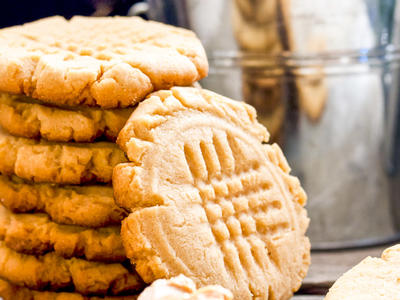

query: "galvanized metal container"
(130, 0), (400, 249)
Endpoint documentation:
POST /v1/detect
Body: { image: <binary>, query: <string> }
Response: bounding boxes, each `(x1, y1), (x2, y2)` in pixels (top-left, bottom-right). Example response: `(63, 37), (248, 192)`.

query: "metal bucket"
(130, 0), (400, 250)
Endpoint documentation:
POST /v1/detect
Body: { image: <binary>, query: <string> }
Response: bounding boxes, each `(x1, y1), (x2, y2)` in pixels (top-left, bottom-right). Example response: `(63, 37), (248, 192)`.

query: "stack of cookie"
(0, 16), (207, 299)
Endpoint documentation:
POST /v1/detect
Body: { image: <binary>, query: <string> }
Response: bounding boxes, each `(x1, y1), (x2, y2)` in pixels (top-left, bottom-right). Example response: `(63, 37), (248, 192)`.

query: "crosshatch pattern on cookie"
(182, 132), (307, 296)
(114, 87), (310, 300)
(182, 134), (295, 263)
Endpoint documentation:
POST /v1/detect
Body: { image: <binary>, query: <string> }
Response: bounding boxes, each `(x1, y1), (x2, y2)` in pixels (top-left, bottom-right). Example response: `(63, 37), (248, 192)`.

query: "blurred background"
(0, 0), (139, 28)
(1, 0), (400, 251)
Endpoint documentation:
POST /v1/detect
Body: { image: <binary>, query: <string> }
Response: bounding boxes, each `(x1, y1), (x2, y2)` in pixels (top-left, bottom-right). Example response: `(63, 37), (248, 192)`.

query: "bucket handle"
(128, 1), (149, 17)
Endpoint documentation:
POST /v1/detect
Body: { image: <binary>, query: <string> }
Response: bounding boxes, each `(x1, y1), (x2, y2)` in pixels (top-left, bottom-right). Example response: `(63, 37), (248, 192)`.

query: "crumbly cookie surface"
(0, 204), (125, 262)
(113, 87), (310, 300)
(0, 241), (144, 295)
(0, 278), (139, 300)
(0, 93), (133, 142)
(138, 274), (232, 300)
(0, 131), (127, 184)
(0, 175), (126, 228)
(0, 16), (208, 108)
(325, 244), (400, 300)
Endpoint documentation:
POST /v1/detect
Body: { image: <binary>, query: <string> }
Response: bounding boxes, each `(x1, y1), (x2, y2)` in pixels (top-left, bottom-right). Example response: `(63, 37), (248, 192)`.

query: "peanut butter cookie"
(325, 244), (400, 300)
(0, 16), (207, 108)
(0, 204), (125, 262)
(0, 175), (126, 228)
(0, 131), (127, 184)
(0, 93), (133, 142)
(113, 87), (310, 300)
(0, 279), (139, 300)
(0, 241), (144, 296)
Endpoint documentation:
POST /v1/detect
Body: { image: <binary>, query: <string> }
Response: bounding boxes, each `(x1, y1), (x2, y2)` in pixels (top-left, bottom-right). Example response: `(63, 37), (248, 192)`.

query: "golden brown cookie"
(325, 244), (400, 300)
(0, 93), (133, 142)
(113, 87), (310, 300)
(0, 175), (126, 228)
(0, 131), (127, 184)
(0, 16), (208, 108)
(0, 278), (134, 300)
(0, 241), (144, 296)
(0, 279), (139, 300)
(0, 204), (125, 262)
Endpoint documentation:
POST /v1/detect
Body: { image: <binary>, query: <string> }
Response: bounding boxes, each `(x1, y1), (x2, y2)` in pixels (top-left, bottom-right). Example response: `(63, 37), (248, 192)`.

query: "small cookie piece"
(0, 16), (208, 108)
(0, 175), (126, 228)
(0, 241), (144, 296)
(325, 244), (400, 300)
(0, 131), (127, 184)
(0, 204), (125, 262)
(138, 274), (232, 300)
(0, 93), (133, 142)
(113, 87), (310, 300)
(0, 279), (139, 300)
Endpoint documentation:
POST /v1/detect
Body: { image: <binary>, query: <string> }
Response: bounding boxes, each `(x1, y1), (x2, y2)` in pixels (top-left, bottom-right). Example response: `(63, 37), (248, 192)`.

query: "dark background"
(0, 0), (140, 28)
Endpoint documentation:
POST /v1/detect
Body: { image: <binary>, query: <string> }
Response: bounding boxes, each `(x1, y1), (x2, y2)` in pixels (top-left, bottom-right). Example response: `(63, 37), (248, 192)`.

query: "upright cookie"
(0, 241), (144, 296)
(0, 93), (133, 142)
(0, 279), (138, 300)
(113, 87), (310, 299)
(0, 131), (127, 184)
(0, 175), (126, 228)
(0, 204), (125, 262)
(325, 244), (400, 300)
(0, 16), (208, 108)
